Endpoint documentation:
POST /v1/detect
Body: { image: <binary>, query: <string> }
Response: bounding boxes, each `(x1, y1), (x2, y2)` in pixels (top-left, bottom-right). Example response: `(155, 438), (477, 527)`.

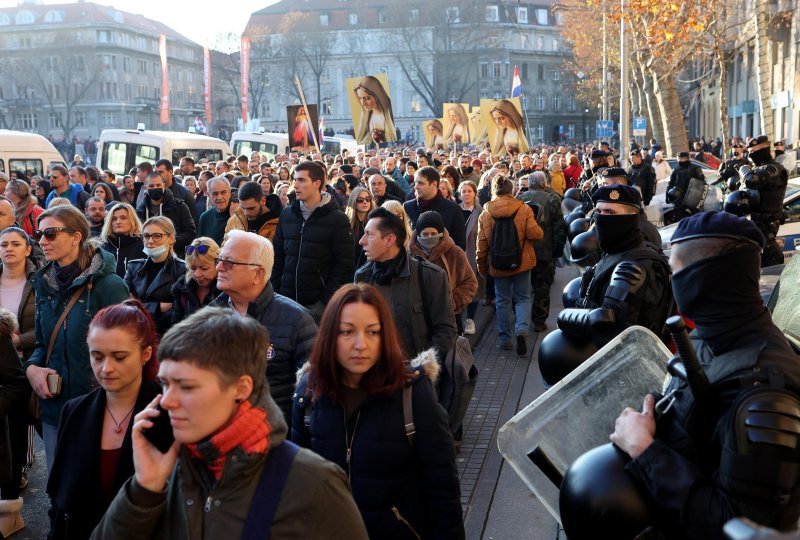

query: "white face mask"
(143, 245), (168, 260)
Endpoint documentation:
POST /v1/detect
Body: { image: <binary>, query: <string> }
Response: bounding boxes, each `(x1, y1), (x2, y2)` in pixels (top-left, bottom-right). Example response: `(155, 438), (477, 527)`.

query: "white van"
(0, 130), (65, 179)
(230, 132), (289, 161)
(320, 136), (363, 157)
(97, 129), (232, 176)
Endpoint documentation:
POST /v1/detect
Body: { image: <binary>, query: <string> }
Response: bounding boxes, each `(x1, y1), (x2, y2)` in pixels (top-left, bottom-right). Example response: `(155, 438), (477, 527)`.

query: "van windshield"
(321, 140), (341, 155)
(102, 142), (158, 176)
(9, 159), (44, 179)
(172, 149), (224, 165)
(233, 141), (278, 161)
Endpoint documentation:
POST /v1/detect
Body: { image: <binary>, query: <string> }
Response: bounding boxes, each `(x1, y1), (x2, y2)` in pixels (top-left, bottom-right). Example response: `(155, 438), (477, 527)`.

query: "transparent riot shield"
(768, 254), (800, 349)
(497, 326), (671, 523)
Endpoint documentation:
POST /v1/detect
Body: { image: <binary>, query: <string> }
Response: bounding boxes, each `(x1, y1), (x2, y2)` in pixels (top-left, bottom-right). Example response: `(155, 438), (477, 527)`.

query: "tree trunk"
(652, 68), (689, 156)
(754, 0), (774, 137)
(717, 48), (730, 158)
(641, 65), (664, 146)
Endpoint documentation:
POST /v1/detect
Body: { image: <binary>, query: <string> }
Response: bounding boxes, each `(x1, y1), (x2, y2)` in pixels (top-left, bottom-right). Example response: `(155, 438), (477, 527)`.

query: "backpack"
(491, 208), (522, 270)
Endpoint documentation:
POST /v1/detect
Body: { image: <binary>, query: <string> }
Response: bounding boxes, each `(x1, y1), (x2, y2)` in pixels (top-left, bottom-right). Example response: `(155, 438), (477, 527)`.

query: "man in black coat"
(155, 159), (199, 227)
(368, 174), (401, 207)
(667, 151), (707, 222)
(403, 166), (466, 250)
(271, 161), (354, 321)
(135, 172), (196, 256)
(627, 149), (656, 206)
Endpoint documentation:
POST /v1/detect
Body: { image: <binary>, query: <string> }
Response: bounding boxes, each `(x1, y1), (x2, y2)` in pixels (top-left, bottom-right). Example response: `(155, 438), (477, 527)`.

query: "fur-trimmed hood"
(295, 347), (440, 386)
(0, 308), (18, 338)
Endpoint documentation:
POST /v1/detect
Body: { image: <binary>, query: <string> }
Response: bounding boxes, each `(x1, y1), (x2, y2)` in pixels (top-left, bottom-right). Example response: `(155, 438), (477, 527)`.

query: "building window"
(536, 93), (545, 111)
(49, 112), (62, 129)
(127, 111), (135, 126)
(321, 68), (331, 83)
(480, 62), (488, 79)
(517, 7), (528, 23)
(47, 84), (61, 100)
(521, 94), (528, 110)
(553, 69), (560, 81)
(322, 98), (333, 115)
(536, 123), (544, 139)
(378, 9), (387, 24)
(567, 95), (576, 111)
(410, 8), (419, 22)
(485, 5), (499, 22)
(97, 30), (111, 43)
(319, 14), (329, 25)
(0, 14), (9, 25)
(568, 123), (575, 138)
(552, 38), (559, 51)
(123, 57), (131, 73)
(75, 111), (86, 127)
(480, 91), (489, 99)
(555, 12), (564, 26)
(553, 95), (561, 110)
(15, 10), (34, 25)
(494, 91), (502, 99)
(521, 63), (528, 80)
(103, 112), (117, 126)
(536, 9), (548, 25)
(349, 13), (358, 25)
(537, 64), (544, 80)
(19, 113), (37, 130)
(536, 36), (544, 50)
(493, 62), (501, 79)
(47, 56), (58, 72)
(410, 94), (421, 113)
(447, 7), (460, 23)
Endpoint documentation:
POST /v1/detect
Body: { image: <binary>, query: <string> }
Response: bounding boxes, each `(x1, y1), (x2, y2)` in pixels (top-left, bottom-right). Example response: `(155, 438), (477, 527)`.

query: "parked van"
(230, 132), (288, 161)
(320, 136), (362, 157)
(97, 129), (232, 176)
(0, 130), (65, 179)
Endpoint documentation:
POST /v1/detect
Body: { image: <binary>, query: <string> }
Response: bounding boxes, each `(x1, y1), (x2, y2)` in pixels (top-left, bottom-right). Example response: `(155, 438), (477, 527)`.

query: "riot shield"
(497, 326), (671, 523)
(683, 177), (710, 210)
(768, 253), (800, 350)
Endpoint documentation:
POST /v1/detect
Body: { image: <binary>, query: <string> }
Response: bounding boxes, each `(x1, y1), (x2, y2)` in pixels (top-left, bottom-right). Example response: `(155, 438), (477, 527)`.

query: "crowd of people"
(0, 131), (794, 538)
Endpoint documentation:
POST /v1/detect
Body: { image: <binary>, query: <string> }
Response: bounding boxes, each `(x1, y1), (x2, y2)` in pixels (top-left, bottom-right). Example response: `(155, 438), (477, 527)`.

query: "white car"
(645, 159), (722, 226)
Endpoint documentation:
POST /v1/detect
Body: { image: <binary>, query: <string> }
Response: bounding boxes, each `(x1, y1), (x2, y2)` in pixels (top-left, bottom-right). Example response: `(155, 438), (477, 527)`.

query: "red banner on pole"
(159, 34), (169, 125)
(241, 37), (250, 124)
(203, 47), (212, 125)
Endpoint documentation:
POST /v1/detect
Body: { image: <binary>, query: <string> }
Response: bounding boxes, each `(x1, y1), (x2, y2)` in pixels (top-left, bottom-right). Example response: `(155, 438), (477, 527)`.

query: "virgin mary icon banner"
(481, 97), (529, 156)
(346, 73), (397, 145)
(287, 104), (320, 152)
(423, 119), (445, 150)
(470, 106), (488, 146)
(443, 103), (470, 146)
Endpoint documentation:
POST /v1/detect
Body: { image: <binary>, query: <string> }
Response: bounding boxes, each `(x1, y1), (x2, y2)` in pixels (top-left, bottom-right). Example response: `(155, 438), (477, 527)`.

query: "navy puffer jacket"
(291, 350), (465, 539)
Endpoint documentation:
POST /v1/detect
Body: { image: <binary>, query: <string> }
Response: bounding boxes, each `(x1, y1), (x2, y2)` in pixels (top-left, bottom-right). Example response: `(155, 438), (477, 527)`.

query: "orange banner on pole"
(203, 47), (212, 125)
(159, 34), (169, 125)
(241, 37), (250, 124)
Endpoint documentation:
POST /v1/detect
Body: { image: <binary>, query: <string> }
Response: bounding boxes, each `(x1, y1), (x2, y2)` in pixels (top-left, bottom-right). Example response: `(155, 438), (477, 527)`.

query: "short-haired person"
(85, 197), (107, 238)
(48, 300), (160, 539)
(24, 205), (129, 469)
(154, 159), (199, 227)
(135, 173), (196, 256)
(403, 166), (466, 249)
(368, 174), (401, 207)
(197, 177), (231, 246)
(355, 207), (457, 361)
(212, 230), (317, 425)
(292, 284), (464, 539)
(271, 160), (354, 321)
(101, 203), (145, 278)
(171, 237), (220, 325)
(124, 216), (186, 335)
(91, 307), (368, 539)
(46, 165), (90, 211)
(224, 181), (282, 241)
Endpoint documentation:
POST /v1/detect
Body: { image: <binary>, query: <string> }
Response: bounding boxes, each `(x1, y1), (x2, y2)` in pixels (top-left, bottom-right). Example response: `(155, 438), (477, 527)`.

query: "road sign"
(595, 120), (614, 139)
(633, 116), (647, 136)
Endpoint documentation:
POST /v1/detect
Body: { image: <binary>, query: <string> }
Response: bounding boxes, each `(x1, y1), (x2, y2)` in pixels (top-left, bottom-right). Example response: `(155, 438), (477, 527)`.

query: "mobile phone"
(142, 405), (175, 453)
(46, 373), (62, 396)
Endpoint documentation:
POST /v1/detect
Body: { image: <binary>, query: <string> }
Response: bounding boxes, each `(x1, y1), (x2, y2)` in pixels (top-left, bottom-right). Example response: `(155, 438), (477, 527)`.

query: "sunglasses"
(214, 257), (262, 271)
(33, 227), (75, 241)
(142, 233), (168, 241)
(185, 244), (210, 255)
(356, 197), (372, 204)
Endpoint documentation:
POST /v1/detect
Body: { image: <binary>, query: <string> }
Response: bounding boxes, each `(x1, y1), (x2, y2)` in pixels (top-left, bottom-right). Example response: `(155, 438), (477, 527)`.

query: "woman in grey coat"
(458, 181), (484, 335)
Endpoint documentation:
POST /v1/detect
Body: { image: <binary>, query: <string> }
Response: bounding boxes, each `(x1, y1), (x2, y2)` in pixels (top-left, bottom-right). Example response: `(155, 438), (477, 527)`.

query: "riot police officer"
(718, 142), (748, 191)
(627, 148), (656, 206)
(609, 211), (800, 539)
(594, 167), (662, 248)
(738, 135), (788, 267)
(578, 149), (610, 190)
(666, 151), (706, 223)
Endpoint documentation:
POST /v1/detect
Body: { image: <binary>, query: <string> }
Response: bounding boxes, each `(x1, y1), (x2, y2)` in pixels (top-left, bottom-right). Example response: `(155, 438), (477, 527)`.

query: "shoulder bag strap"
(415, 259), (433, 337)
(240, 440), (300, 540)
(403, 384), (415, 447)
(45, 284), (88, 367)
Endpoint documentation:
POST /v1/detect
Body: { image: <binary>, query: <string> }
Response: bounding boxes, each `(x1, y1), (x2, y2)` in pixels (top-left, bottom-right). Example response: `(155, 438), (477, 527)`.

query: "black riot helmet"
(568, 217), (591, 242)
(560, 443), (653, 540)
(537, 329), (598, 386)
(564, 188), (583, 202)
(562, 197), (582, 215)
(569, 229), (600, 267)
(565, 209), (586, 227)
(724, 190), (757, 217)
(666, 186), (684, 204)
(562, 277), (582, 308)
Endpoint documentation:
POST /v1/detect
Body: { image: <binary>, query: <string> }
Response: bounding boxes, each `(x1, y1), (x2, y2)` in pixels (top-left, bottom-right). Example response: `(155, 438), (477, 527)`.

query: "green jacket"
(25, 249), (129, 426)
(91, 390), (368, 540)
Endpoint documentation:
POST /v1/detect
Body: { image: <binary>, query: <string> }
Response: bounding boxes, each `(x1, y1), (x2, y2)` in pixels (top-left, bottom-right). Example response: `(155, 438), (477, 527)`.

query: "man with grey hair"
(197, 176), (232, 245)
(212, 229), (317, 425)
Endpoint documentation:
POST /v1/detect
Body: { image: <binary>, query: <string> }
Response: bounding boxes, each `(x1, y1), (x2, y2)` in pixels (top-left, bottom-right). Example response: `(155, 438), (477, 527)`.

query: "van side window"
(0, 160), (4, 173)
(134, 144), (157, 166)
(104, 143), (128, 175)
(9, 159), (43, 178)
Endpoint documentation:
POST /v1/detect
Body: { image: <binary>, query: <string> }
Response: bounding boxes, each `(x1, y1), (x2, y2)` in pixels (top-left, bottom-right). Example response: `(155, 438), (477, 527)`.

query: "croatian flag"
(510, 65), (522, 98)
(193, 116), (207, 134)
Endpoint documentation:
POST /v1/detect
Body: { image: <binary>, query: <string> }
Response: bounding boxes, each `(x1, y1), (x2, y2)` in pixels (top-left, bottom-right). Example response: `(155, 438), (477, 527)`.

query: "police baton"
(666, 315), (710, 401)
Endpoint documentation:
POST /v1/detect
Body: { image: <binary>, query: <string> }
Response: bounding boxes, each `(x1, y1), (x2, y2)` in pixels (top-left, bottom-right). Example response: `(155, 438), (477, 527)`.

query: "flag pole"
(295, 76), (320, 152)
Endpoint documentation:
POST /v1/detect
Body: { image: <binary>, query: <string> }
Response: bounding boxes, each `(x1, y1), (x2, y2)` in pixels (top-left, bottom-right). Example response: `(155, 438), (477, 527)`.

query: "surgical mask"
(148, 188), (164, 200)
(143, 245), (168, 260)
(418, 233), (443, 252)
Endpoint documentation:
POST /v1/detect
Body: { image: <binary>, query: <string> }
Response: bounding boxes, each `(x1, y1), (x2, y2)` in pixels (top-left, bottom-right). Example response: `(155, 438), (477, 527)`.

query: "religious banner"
(443, 103), (470, 146)
(203, 47), (212, 125)
(470, 106), (487, 146)
(287, 104), (320, 152)
(241, 37), (251, 124)
(346, 73), (397, 145)
(481, 97), (529, 156)
(158, 34), (169, 125)
(422, 119), (445, 150)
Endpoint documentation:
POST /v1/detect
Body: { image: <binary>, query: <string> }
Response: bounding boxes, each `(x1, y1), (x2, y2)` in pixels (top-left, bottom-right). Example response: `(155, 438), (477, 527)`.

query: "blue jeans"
(43, 421), (58, 472)
(494, 271), (532, 344)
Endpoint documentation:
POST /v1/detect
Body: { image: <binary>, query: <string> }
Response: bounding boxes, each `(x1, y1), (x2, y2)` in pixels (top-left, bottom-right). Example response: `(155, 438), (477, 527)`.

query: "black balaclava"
(594, 213), (641, 254)
(671, 243), (765, 353)
(748, 148), (772, 166)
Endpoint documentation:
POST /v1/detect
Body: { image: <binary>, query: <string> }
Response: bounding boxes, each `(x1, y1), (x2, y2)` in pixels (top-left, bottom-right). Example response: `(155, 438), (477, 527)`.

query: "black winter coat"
(403, 195), (467, 250)
(212, 284), (317, 426)
(124, 256), (186, 335)
(291, 358), (464, 540)
(271, 196), (354, 307)
(627, 162), (656, 205)
(47, 380), (161, 540)
(170, 277), (219, 326)
(135, 189), (197, 256)
(0, 310), (31, 485)
(102, 235), (145, 278)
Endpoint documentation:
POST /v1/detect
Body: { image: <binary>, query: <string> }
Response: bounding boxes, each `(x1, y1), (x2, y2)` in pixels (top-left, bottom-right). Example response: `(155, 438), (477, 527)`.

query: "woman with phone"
(170, 237), (220, 325)
(47, 300), (160, 539)
(23, 205), (129, 470)
(291, 284), (464, 539)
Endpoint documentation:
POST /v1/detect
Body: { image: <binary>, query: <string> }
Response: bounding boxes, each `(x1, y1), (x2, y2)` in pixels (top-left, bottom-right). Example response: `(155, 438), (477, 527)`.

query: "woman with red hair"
(291, 283), (464, 539)
(46, 300), (160, 539)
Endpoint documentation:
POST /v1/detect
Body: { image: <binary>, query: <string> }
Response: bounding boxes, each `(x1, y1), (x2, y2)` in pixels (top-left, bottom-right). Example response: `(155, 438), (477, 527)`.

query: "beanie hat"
(416, 211), (445, 234)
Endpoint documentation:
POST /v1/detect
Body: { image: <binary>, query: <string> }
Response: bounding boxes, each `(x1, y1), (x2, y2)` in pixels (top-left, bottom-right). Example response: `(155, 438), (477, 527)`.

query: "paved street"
(18, 263), (579, 539)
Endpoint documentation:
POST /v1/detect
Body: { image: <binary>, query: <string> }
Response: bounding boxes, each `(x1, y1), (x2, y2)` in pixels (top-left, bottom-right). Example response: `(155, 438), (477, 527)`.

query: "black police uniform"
(627, 161), (656, 206)
(625, 212), (800, 539)
(717, 154), (749, 189)
(667, 158), (706, 222)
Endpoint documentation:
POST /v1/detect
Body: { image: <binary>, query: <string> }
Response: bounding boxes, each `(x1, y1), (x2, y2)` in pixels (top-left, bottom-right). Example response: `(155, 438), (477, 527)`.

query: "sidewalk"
(460, 263), (580, 539)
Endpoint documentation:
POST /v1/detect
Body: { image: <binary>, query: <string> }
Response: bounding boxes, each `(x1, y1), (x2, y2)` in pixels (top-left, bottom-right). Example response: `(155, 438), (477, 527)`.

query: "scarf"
(185, 400), (271, 482)
(418, 190), (443, 212)
(53, 260), (83, 296)
(372, 248), (406, 286)
(299, 191), (331, 221)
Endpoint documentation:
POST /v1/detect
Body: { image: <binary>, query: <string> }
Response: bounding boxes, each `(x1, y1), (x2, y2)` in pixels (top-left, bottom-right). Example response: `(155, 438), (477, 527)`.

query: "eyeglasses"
(214, 257), (262, 271)
(142, 233), (168, 241)
(185, 244), (210, 255)
(34, 227), (76, 241)
(356, 197), (372, 204)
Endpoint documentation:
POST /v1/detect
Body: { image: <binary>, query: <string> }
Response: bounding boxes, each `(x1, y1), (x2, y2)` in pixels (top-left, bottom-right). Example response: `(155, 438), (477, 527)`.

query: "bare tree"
(276, 12), (336, 106)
